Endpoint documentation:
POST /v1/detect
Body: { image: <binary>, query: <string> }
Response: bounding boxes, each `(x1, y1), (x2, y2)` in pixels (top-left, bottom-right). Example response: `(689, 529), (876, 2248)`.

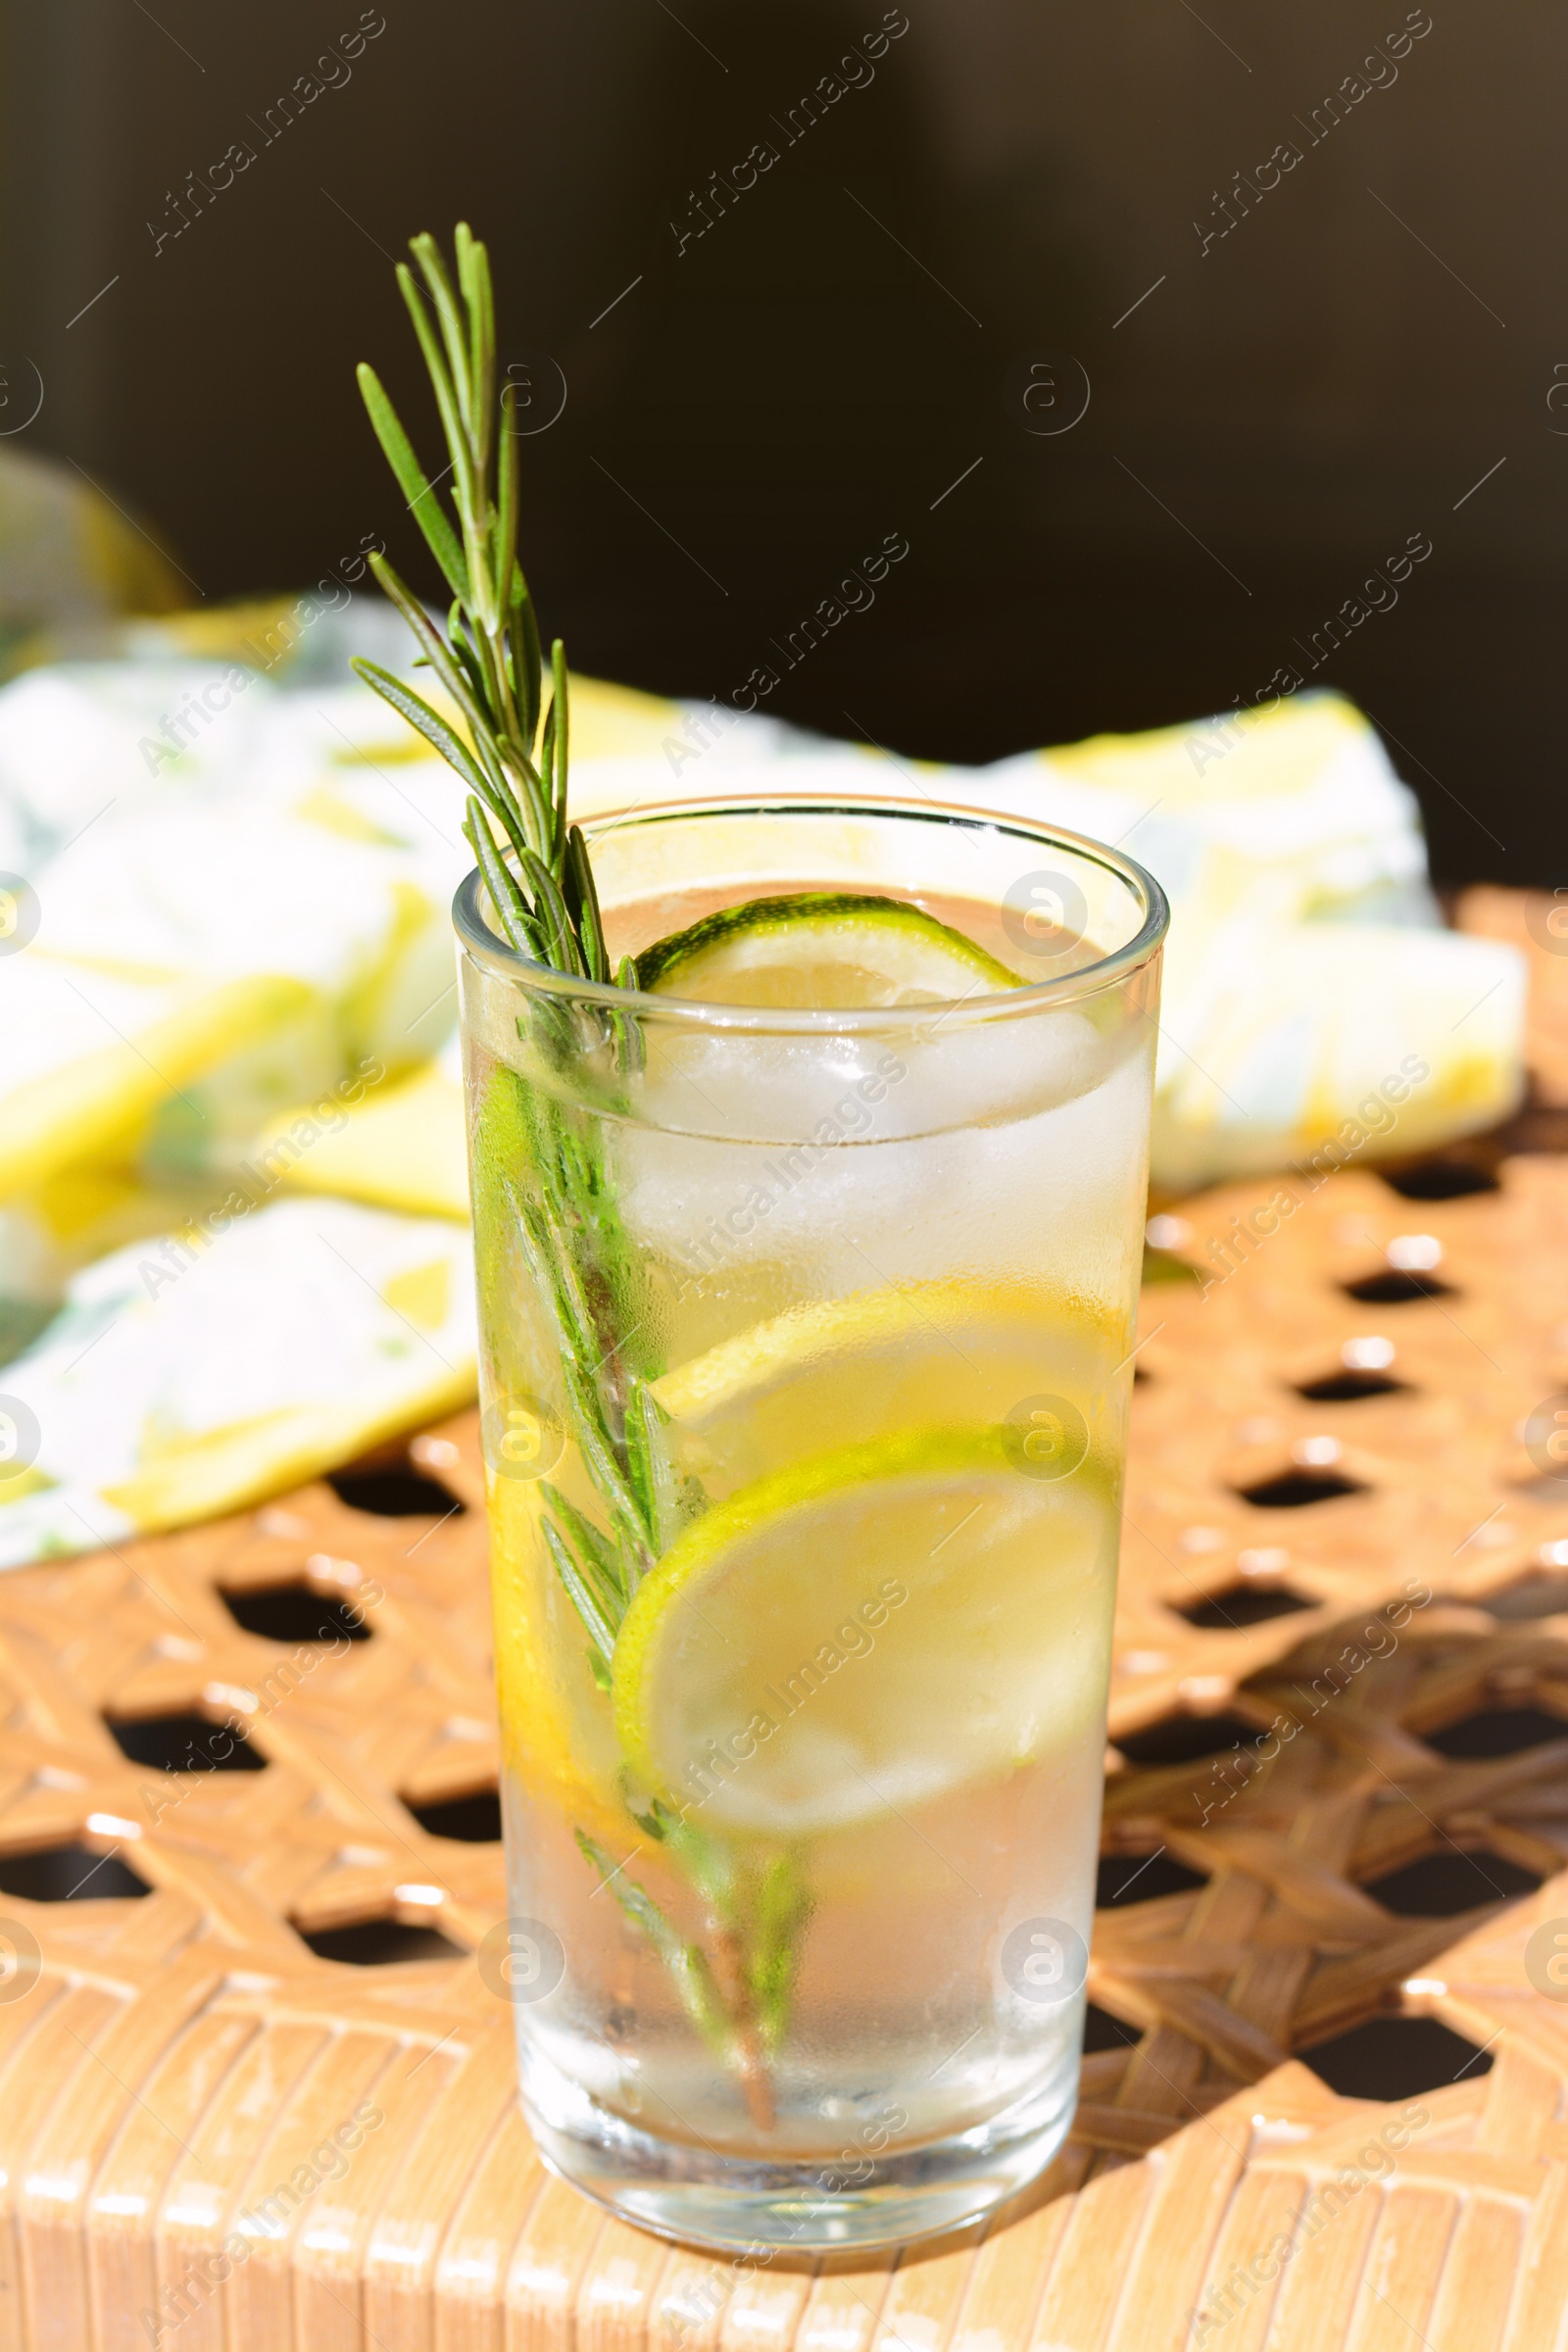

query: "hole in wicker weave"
(1235, 1467), (1365, 1508)
(1378, 1156), (1499, 1200)
(299, 1918), (466, 1965)
(219, 1585), (373, 1643)
(1364, 1847), (1543, 1917)
(1299, 2016), (1492, 2099)
(409, 1789), (503, 1842)
(1113, 1713), (1262, 1766)
(1177, 1584), (1316, 1629)
(1097, 1852), (1207, 1905)
(327, 1463), (466, 1517)
(1294, 1367), (1409, 1402)
(1082, 2003), (1141, 2052)
(1422, 1707), (1568, 1758)
(1481, 1572), (1568, 1620)
(105, 1711), (266, 1773)
(0, 1843), (151, 1901)
(1342, 1268), (1454, 1304)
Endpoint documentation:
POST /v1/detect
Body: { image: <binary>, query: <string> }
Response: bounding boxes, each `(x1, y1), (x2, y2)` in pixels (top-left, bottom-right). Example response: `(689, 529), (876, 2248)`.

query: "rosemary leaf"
(505, 1187), (645, 1549)
(362, 646), (527, 888)
(353, 656), (494, 801)
(534, 1181), (628, 1396)
(574, 1832), (735, 2059)
(623, 1374), (677, 1553)
(614, 954), (647, 1075)
(447, 603), (492, 714)
(411, 232), (476, 435)
(465, 802), (544, 959)
(660, 1807), (742, 1918)
(508, 1182), (598, 1365)
(520, 847), (586, 977)
(749, 1852), (811, 2051)
(550, 641), (570, 851)
(555, 639), (573, 823)
(395, 262), (480, 557)
(542, 1516), (617, 1660)
(539, 694), (558, 846)
(505, 1042), (572, 1196)
(539, 1481), (627, 1613)
(456, 222), (495, 480)
(496, 421), (520, 633)
(360, 556), (508, 784)
(410, 236), (499, 633)
(505, 756), (557, 883)
(355, 364), (468, 601)
(567, 827), (612, 983)
(563, 1359), (651, 1561)
(514, 570), (543, 749)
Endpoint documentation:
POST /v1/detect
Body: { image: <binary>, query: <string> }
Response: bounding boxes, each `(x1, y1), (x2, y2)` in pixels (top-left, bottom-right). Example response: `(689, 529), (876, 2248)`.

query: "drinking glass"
(455, 797), (1166, 2251)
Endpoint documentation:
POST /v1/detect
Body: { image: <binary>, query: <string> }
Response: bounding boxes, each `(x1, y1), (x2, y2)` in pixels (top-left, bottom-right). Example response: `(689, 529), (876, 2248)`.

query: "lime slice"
(652, 1278), (1124, 1495)
(612, 1427), (1112, 1840)
(638, 893), (1020, 1008)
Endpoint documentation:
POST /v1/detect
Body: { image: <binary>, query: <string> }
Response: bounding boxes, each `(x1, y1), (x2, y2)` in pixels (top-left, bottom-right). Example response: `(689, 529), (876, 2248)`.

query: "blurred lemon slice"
(639, 892), (1019, 1008)
(651, 1278), (1124, 1495)
(612, 1426), (1112, 1840)
(256, 1062), (468, 1219)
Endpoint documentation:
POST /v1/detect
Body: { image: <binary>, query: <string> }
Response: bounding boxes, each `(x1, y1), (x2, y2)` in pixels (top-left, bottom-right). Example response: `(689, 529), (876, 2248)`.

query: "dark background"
(3, 0), (1562, 883)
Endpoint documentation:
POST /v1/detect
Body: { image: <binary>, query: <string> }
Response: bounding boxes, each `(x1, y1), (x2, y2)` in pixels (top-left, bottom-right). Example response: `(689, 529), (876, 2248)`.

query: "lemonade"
(338, 223), (1164, 2249)
(458, 798), (1165, 2249)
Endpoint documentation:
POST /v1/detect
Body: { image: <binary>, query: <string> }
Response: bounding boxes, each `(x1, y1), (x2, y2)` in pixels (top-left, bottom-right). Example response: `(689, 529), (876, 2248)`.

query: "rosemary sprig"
(354, 226), (806, 2126)
(352, 224), (606, 983)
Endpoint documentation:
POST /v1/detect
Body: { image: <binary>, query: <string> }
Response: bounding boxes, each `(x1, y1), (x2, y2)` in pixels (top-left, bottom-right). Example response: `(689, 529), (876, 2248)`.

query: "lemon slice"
(612, 1427), (1113, 1840)
(652, 1278), (1124, 1495)
(638, 893), (1020, 1008)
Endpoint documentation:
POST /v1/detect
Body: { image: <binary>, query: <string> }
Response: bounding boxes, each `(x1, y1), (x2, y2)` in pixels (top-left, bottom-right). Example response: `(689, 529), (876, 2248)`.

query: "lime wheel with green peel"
(638, 891), (1020, 1007)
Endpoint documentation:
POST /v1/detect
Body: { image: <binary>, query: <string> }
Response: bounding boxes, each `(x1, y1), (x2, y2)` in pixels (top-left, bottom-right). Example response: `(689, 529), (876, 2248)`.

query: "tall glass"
(455, 798), (1166, 2252)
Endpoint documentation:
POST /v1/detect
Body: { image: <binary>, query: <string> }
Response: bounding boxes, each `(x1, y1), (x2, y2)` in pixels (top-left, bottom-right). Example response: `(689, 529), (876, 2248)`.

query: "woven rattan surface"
(4, 908), (1568, 2347)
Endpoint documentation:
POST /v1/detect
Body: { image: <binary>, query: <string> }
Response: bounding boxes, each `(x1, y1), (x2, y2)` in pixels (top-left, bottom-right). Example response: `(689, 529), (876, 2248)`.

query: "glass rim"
(452, 793), (1169, 1034)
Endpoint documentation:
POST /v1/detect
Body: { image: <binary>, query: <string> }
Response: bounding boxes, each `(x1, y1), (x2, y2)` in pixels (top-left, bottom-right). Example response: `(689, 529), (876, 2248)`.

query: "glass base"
(520, 2047), (1080, 2254)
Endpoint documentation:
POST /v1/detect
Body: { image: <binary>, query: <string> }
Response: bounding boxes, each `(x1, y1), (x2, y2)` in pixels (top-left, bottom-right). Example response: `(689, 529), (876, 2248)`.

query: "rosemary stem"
(354, 221), (807, 2119)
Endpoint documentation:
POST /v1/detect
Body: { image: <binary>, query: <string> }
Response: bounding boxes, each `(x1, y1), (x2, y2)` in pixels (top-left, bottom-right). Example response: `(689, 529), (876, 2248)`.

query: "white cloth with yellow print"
(0, 612), (481, 1559)
(970, 698), (1525, 1192)
(0, 596), (1524, 1563)
(523, 674), (1527, 1194)
(0, 1197), (473, 1569)
(293, 673), (1524, 1205)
